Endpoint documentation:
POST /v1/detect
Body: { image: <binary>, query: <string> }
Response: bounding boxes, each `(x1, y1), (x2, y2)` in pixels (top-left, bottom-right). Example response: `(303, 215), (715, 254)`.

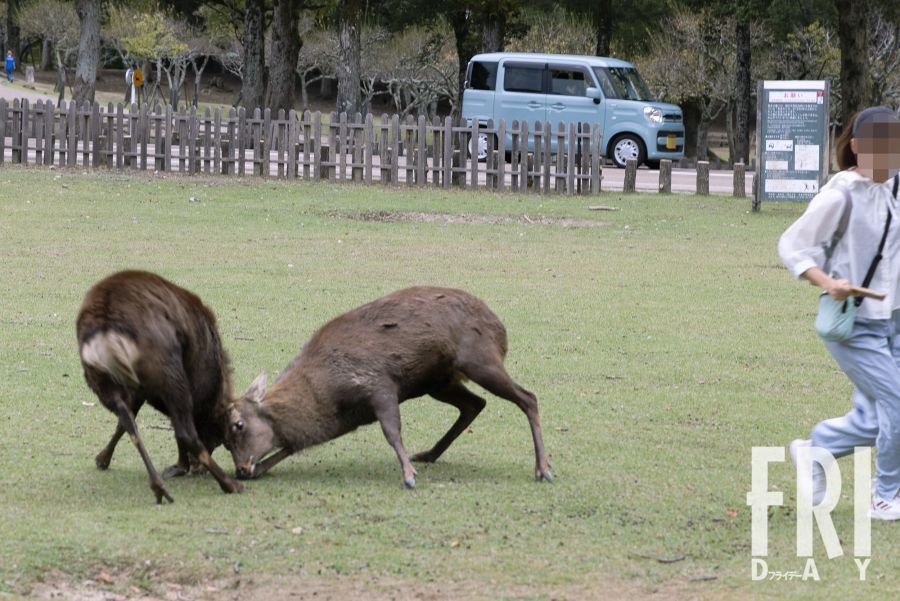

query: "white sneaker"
(870, 491), (900, 520)
(789, 439), (826, 506)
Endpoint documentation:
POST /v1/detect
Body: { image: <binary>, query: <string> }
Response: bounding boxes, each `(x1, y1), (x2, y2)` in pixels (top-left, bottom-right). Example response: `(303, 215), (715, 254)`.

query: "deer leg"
(461, 360), (553, 483)
(251, 447), (295, 478)
(161, 439), (191, 479)
(113, 396), (174, 504)
(95, 423), (125, 470)
(412, 382), (486, 463)
(372, 392), (417, 489)
(166, 403), (244, 495)
(95, 398), (145, 469)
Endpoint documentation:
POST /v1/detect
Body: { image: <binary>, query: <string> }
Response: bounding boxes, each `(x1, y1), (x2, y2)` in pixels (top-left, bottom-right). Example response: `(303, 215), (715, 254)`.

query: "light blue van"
(461, 52), (685, 168)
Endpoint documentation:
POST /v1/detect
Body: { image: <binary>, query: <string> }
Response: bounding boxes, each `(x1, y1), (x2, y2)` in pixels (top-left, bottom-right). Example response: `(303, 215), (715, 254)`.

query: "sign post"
(752, 80), (830, 211)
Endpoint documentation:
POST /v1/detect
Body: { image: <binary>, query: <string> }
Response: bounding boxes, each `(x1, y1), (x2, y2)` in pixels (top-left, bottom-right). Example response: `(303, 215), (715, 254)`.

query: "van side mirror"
(586, 87), (602, 104)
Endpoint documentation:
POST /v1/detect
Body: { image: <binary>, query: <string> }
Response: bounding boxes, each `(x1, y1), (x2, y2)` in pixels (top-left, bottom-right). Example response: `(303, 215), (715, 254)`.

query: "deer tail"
(80, 331), (140, 388)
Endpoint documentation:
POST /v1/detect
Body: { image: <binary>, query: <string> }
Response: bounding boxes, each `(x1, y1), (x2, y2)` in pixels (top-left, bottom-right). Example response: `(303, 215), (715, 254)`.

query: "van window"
(468, 61), (497, 91)
(503, 64), (544, 94)
(549, 67), (590, 96)
(592, 67), (655, 101)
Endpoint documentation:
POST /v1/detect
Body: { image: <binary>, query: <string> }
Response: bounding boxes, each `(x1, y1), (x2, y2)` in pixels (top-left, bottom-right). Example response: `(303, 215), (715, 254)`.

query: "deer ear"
(247, 372), (268, 404)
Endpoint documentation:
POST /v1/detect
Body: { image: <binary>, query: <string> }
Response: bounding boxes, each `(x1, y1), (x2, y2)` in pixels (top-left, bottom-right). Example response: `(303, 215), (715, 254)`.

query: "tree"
(72, 0), (101, 104)
(833, 0), (871, 125)
(733, 4), (753, 165)
(242, 0), (266, 110)
(17, 0), (79, 103)
(6, 0), (21, 58)
(335, 0), (361, 114)
(268, 0), (301, 112)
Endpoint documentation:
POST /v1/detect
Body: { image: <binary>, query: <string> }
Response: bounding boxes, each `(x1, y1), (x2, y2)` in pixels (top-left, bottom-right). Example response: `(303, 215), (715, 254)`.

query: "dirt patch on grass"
(327, 210), (608, 228)
(21, 568), (753, 601)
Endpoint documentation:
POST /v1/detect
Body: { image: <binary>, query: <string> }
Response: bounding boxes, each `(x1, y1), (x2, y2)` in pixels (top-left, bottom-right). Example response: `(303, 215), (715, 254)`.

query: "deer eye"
(234, 420), (244, 432)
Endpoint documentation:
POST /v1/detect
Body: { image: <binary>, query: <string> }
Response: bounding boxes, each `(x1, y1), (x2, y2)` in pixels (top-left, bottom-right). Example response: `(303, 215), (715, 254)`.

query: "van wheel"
(610, 134), (646, 169)
(468, 132), (492, 162)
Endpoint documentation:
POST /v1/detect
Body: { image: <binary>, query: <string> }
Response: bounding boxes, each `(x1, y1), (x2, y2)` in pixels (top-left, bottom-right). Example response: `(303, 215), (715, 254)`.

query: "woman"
(779, 105), (900, 520)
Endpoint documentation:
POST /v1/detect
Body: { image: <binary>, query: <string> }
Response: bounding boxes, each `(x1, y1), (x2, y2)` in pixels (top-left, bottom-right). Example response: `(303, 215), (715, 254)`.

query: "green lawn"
(0, 166), (893, 600)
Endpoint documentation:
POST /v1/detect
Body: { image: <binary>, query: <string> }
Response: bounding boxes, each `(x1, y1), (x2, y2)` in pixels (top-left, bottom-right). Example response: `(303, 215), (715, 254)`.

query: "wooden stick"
(849, 286), (886, 300)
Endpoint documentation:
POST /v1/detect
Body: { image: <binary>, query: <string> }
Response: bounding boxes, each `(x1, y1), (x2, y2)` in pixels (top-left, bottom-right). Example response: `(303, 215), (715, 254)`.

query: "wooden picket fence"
(0, 98), (606, 195)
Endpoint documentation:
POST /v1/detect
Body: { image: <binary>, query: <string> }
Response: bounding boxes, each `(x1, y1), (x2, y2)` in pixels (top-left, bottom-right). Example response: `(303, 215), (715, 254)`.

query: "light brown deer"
(226, 286), (552, 488)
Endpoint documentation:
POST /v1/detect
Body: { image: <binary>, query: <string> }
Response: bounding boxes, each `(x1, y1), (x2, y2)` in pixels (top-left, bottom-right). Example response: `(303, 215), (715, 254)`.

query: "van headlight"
(643, 107), (663, 124)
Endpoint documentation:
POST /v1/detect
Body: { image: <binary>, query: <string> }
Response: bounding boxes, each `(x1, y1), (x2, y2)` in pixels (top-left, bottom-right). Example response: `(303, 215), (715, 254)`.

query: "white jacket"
(778, 171), (900, 320)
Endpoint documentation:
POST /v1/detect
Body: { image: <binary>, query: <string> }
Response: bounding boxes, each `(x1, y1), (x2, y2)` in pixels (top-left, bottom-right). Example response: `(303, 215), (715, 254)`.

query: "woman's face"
(852, 121), (900, 182)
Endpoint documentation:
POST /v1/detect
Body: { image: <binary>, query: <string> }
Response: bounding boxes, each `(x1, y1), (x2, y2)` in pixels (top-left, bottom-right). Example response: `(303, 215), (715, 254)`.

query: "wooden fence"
(0, 99), (607, 195)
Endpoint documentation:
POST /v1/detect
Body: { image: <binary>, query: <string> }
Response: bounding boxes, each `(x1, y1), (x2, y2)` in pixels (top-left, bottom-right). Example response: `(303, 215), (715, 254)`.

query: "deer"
(225, 286), (552, 488)
(76, 270), (243, 503)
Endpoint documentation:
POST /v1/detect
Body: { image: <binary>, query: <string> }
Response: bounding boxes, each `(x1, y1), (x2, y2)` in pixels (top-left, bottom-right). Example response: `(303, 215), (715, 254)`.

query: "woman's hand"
(801, 267), (853, 301)
(825, 278), (852, 301)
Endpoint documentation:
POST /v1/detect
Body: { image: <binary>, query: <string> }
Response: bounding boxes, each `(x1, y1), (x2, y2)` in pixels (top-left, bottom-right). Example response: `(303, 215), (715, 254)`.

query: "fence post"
(697, 160), (710, 195)
(733, 162), (746, 197)
(659, 159), (672, 193)
(364, 113), (374, 185)
(43, 101), (54, 166)
(624, 159), (637, 192)
(567, 122), (576, 195)
(91, 102), (101, 168)
(312, 111), (322, 181)
(470, 119), (479, 189)
(442, 116), (453, 189)
(390, 114), (400, 186)
(338, 111), (347, 181)
(0, 98), (6, 164)
(416, 115), (426, 187)
(496, 119), (507, 192)
(591, 124), (602, 194)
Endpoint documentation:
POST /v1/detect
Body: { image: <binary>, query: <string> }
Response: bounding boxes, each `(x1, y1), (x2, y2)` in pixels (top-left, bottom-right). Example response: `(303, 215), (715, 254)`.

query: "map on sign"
(754, 80), (830, 204)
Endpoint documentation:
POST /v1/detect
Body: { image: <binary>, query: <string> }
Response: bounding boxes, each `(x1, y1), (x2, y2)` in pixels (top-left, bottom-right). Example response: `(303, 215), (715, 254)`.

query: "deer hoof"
(410, 451), (438, 463)
(403, 477), (417, 489)
(162, 464), (188, 479)
(152, 482), (174, 504)
(95, 453), (112, 470)
(223, 479), (244, 494)
(536, 469), (554, 483)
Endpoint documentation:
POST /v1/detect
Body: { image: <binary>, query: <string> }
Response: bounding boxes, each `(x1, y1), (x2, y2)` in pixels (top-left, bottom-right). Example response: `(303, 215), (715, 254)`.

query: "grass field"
(0, 166), (895, 600)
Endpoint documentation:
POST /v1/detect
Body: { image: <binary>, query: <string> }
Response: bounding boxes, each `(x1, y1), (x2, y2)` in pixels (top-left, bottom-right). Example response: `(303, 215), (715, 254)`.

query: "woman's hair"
(835, 111), (859, 171)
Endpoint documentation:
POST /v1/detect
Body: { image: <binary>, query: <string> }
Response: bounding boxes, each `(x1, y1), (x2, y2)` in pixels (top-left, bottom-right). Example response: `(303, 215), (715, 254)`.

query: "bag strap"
(855, 174), (898, 307)
(825, 187), (853, 261)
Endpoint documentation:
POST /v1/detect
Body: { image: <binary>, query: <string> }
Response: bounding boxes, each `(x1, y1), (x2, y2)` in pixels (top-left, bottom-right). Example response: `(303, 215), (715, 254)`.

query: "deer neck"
(260, 374), (325, 452)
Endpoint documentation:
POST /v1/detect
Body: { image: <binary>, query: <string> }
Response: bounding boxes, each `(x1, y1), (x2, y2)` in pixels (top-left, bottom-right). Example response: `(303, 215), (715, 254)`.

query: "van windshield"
(592, 67), (655, 101)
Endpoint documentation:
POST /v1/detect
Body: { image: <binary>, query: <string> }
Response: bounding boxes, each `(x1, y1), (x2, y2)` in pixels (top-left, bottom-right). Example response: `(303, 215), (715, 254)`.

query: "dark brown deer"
(226, 286), (552, 488)
(76, 270), (243, 503)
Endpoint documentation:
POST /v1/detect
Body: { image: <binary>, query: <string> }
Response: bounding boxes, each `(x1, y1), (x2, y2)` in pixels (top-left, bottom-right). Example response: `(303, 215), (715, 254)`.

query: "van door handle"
(528, 102), (542, 108)
(550, 103), (566, 110)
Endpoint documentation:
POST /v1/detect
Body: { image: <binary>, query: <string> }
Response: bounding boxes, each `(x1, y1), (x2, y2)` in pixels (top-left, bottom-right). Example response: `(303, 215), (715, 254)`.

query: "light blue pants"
(813, 318), (900, 500)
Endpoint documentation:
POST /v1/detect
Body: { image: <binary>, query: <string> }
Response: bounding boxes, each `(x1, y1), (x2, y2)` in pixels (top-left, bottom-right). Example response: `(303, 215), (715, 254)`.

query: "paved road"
(0, 80), (56, 104)
(601, 165), (753, 196)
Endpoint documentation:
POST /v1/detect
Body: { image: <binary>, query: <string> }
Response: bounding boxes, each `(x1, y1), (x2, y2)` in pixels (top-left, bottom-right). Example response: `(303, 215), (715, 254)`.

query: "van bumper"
(648, 129), (685, 160)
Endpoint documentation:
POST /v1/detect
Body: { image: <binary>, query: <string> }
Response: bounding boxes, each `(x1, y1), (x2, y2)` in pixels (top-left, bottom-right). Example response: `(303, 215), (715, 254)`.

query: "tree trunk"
(449, 8), (478, 114)
(733, 16), (752, 166)
(336, 0), (361, 114)
(55, 50), (66, 104)
(6, 0), (21, 60)
(269, 0), (301, 113)
(593, 0), (613, 56)
(696, 103), (711, 163)
(834, 0), (871, 126)
(242, 0), (267, 111)
(481, 16), (504, 53)
(72, 0), (101, 105)
(40, 39), (52, 71)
